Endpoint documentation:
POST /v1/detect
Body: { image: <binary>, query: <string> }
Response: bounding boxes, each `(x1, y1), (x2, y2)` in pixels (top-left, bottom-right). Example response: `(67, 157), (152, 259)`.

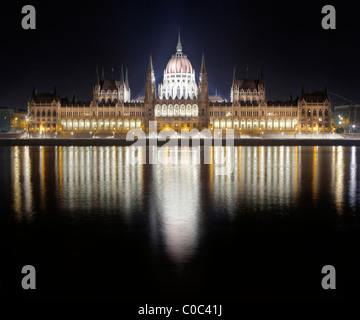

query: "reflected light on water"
(349, 146), (357, 213)
(312, 146), (318, 204)
(151, 146), (201, 264)
(11, 146), (34, 221)
(210, 146), (301, 215)
(332, 146), (345, 216)
(9, 145), (360, 264)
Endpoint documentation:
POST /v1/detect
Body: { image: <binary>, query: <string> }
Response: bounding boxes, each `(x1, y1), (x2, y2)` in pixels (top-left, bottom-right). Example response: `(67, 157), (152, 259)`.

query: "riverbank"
(1, 137), (360, 146)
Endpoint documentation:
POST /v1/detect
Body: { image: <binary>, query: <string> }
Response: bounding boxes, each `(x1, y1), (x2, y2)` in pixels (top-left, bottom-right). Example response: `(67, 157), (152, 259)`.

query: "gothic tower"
(199, 54), (209, 129)
(145, 54), (156, 130)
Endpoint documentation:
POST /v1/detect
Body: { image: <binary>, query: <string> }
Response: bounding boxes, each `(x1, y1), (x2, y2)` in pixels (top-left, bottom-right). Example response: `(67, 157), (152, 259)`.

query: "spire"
(101, 68), (105, 81)
(232, 64), (237, 85)
(201, 53), (206, 74)
(148, 54), (154, 73)
(199, 54), (208, 103)
(176, 28), (182, 53)
(53, 85), (58, 101)
(145, 54), (156, 103)
(259, 68), (264, 85)
(215, 88), (218, 96)
(125, 67), (129, 85)
(121, 64), (124, 82)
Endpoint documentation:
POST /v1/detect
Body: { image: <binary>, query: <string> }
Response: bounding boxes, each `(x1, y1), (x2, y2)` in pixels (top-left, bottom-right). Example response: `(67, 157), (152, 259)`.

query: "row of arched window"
(31, 110), (56, 118)
(301, 109), (329, 117)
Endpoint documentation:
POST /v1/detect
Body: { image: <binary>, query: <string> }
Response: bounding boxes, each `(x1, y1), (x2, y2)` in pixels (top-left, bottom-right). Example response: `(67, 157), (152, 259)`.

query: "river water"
(1, 145), (360, 299)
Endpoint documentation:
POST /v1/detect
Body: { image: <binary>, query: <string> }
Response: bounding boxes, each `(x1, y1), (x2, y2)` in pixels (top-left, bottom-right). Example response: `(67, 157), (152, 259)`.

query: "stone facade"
(28, 34), (331, 134)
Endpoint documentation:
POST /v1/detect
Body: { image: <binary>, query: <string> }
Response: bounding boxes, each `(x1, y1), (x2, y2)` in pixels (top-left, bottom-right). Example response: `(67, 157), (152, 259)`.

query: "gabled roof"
(100, 80), (117, 91)
(209, 95), (225, 102)
(301, 90), (329, 102)
(99, 79), (130, 91)
(31, 92), (58, 103)
(233, 78), (260, 91)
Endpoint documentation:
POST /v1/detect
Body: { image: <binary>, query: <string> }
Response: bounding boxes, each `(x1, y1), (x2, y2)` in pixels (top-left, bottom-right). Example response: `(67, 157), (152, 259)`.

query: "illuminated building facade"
(28, 33), (331, 134)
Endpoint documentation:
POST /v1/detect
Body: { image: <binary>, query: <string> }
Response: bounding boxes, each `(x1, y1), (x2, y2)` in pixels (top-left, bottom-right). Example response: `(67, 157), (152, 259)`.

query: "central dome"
(158, 30), (199, 100)
(165, 31), (193, 74)
(165, 54), (193, 74)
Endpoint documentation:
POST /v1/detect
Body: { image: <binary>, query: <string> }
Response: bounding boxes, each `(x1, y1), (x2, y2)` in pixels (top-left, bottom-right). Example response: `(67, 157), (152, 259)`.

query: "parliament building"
(28, 33), (332, 134)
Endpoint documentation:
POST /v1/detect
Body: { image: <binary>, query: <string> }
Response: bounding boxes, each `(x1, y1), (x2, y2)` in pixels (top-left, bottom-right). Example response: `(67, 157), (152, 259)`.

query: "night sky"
(0, 0), (359, 109)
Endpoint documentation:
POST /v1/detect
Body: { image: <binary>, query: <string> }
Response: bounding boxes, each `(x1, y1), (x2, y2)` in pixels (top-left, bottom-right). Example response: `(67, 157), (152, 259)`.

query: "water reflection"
(11, 146), (33, 221)
(9, 146), (360, 262)
(331, 146), (345, 216)
(56, 146), (144, 217)
(210, 146), (301, 215)
(150, 146), (201, 264)
(349, 146), (357, 212)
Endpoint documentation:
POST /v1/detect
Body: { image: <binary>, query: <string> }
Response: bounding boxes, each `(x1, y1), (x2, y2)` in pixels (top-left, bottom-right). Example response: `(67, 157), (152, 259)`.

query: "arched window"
(307, 109), (311, 117)
(42, 111), (45, 117)
(148, 109), (152, 116)
(53, 110), (56, 117)
(36, 111), (40, 117)
(235, 110), (238, 116)
(118, 111), (121, 116)
(31, 111), (35, 118)
(302, 109), (305, 117)
(47, 110), (51, 117)
(325, 109), (328, 116)
(313, 109), (316, 116)
(319, 109), (322, 116)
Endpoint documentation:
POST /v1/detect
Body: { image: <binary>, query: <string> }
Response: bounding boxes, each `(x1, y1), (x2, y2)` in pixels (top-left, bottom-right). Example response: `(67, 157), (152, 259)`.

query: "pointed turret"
(32, 86), (36, 99)
(53, 85), (58, 101)
(145, 54), (156, 103)
(121, 64), (124, 82)
(232, 65), (237, 85)
(199, 54), (208, 127)
(199, 54), (208, 89)
(101, 68), (105, 81)
(176, 28), (182, 53)
(259, 68), (264, 85)
(201, 53), (206, 74)
(125, 67), (129, 86)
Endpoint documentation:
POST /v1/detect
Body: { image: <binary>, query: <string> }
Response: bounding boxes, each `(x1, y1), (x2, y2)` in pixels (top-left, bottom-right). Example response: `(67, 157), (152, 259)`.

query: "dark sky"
(0, 0), (359, 108)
